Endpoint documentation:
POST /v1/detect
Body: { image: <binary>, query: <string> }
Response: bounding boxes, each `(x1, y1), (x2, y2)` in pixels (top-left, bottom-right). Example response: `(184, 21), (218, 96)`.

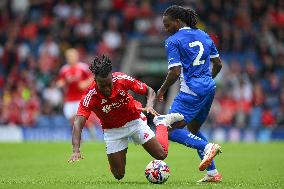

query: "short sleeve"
(126, 77), (147, 95)
(210, 41), (219, 58)
(77, 101), (91, 119)
(76, 87), (95, 119)
(112, 73), (147, 95)
(165, 40), (182, 69)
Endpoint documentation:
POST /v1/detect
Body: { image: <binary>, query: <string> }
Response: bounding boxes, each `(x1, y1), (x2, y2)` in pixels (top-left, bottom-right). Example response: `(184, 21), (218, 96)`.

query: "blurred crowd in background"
(0, 0), (283, 132)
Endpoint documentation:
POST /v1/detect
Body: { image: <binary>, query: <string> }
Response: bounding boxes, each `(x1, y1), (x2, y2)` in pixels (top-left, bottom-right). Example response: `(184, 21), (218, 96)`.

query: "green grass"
(0, 142), (284, 189)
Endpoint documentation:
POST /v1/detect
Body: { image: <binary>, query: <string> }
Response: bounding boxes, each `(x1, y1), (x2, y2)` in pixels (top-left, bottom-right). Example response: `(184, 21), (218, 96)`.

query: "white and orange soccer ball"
(145, 160), (170, 184)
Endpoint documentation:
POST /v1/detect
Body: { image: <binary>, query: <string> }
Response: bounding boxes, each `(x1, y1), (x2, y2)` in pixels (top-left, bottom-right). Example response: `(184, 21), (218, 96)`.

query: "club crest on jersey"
(101, 99), (107, 104)
(119, 91), (126, 96)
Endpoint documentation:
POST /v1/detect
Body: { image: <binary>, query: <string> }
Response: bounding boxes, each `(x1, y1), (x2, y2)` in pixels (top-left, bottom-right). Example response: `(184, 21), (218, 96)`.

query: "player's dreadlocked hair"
(89, 54), (112, 78)
(164, 5), (198, 29)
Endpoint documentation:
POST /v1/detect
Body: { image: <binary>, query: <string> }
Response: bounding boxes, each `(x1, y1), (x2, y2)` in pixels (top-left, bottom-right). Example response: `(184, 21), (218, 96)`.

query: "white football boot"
(153, 113), (184, 127)
(197, 172), (222, 183)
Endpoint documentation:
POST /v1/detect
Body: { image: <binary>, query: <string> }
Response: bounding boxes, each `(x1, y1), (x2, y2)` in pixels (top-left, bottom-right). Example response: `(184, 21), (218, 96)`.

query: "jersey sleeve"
(209, 41), (219, 58)
(77, 101), (91, 119)
(76, 89), (93, 119)
(123, 75), (147, 95)
(165, 40), (182, 69)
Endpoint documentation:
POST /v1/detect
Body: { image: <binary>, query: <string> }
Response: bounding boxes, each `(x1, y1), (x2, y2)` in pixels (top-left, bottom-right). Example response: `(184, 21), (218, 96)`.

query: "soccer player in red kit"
(57, 48), (96, 138)
(57, 48), (93, 120)
(68, 55), (183, 180)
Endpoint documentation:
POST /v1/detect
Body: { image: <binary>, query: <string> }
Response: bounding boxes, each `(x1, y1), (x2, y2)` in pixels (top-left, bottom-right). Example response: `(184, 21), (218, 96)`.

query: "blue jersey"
(165, 27), (219, 96)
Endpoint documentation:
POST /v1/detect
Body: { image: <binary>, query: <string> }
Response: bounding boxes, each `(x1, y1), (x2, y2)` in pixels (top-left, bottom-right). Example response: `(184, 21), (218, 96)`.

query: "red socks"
(156, 124), (169, 155)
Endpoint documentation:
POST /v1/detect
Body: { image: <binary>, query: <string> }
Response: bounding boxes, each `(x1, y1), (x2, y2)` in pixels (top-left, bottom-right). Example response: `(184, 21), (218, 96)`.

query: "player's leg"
(187, 119), (202, 134)
(153, 113), (184, 155)
(187, 120), (219, 175)
(107, 148), (128, 180)
(186, 89), (214, 134)
(166, 92), (209, 152)
(187, 120), (217, 171)
(196, 132), (217, 172)
(105, 137), (128, 180)
(167, 91), (222, 174)
(191, 90), (220, 171)
(169, 127), (222, 174)
(148, 113), (207, 159)
(104, 126), (130, 180)
(142, 137), (167, 160)
(190, 90), (222, 182)
(197, 140), (222, 182)
(131, 118), (167, 159)
(169, 128), (208, 152)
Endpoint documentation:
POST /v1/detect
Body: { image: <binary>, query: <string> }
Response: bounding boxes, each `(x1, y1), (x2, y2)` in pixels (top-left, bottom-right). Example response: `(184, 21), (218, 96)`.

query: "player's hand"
(78, 80), (91, 90)
(78, 81), (86, 90)
(139, 107), (160, 116)
(68, 152), (84, 163)
(156, 89), (165, 102)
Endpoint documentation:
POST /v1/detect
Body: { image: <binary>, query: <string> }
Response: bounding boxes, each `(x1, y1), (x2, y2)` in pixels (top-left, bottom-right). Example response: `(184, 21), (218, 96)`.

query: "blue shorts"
(169, 89), (215, 124)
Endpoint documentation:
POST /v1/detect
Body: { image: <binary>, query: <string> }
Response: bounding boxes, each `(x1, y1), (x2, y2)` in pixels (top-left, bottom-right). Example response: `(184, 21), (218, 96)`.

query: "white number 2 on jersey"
(189, 41), (205, 66)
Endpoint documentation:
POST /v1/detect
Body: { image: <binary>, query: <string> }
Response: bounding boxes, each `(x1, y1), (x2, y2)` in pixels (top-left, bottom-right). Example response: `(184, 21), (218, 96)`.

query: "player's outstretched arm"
(157, 66), (181, 101)
(142, 86), (159, 116)
(211, 57), (222, 79)
(68, 115), (86, 163)
(56, 79), (65, 89)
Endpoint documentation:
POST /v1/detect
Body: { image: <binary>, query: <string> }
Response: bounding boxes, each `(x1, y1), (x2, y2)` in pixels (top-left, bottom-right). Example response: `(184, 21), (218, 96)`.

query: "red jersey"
(77, 72), (148, 129)
(58, 62), (92, 102)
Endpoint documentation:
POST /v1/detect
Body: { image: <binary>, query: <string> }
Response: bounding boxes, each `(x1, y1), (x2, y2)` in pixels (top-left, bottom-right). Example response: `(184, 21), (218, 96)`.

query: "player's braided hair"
(89, 54), (112, 78)
(164, 5), (198, 29)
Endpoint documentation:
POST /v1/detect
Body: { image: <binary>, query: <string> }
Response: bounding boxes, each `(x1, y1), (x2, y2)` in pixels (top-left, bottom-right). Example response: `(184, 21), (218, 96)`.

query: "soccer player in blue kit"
(155, 5), (223, 182)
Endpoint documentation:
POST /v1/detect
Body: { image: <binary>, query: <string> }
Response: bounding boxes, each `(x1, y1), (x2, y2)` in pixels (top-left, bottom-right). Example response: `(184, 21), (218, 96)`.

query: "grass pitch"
(0, 142), (283, 189)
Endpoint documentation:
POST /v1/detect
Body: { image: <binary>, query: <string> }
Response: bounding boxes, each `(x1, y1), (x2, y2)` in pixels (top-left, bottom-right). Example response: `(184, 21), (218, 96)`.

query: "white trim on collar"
(179, 27), (191, 30)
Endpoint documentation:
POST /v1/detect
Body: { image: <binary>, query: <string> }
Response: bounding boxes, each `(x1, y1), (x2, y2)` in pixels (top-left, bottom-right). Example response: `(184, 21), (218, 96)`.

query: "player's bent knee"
(111, 168), (125, 180)
(113, 172), (124, 180)
(159, 154), (167, 160)
(155, 150), (167, 160)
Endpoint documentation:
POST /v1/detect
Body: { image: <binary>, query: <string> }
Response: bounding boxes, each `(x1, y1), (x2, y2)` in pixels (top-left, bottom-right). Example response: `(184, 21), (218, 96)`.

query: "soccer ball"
(145, 160), (170, 184)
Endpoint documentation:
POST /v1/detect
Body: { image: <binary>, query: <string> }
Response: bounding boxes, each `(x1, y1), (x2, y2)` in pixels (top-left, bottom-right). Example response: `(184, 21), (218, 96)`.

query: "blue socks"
(169, 128), (208, 151)
(169, 129), (216, 171)
(195, 131), (216, 171)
